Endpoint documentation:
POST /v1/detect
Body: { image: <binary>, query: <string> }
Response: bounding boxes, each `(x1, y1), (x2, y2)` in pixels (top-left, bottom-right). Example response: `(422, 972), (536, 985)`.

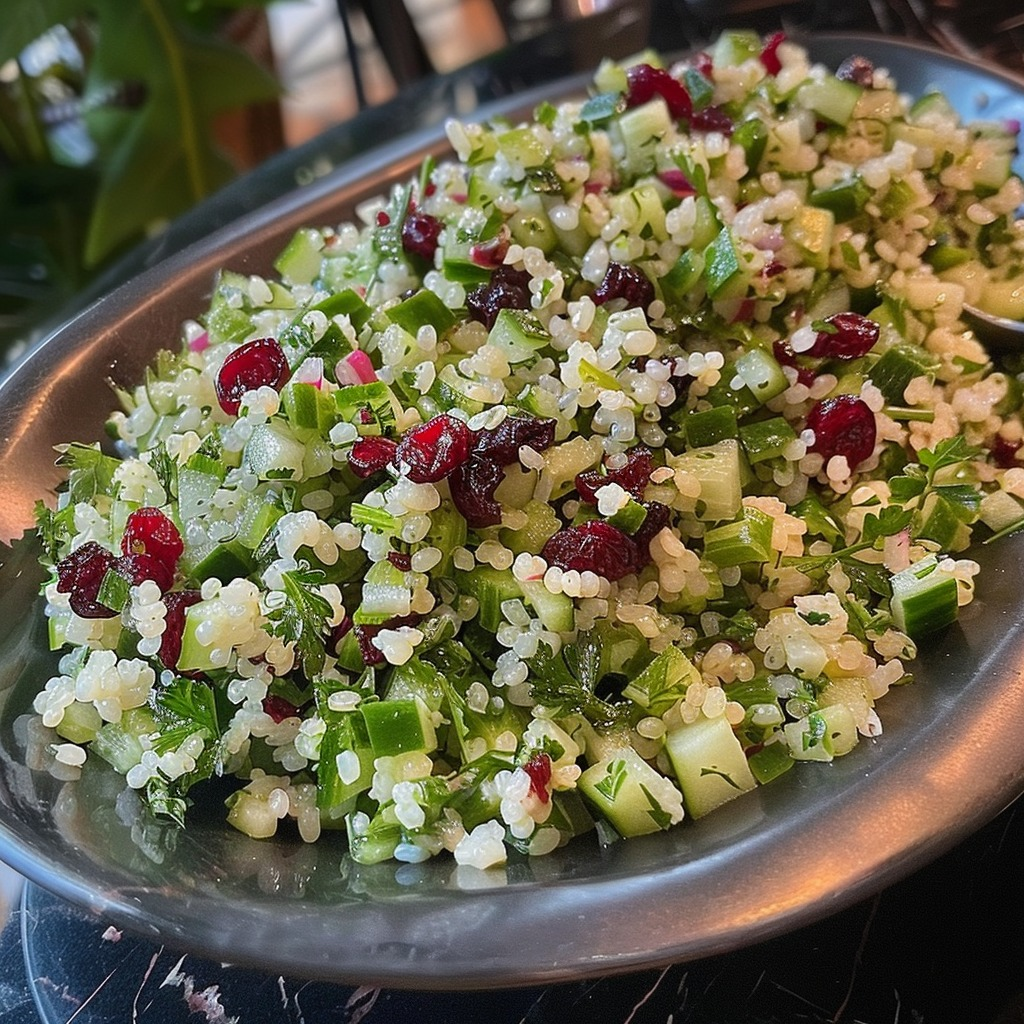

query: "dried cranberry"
(759, 31), (786, 75)
(836, 54), (874, 87)
(121, 507), (183, 571)
(522, 753), (552, 804)
(473, 415), (557, 464)
(387, 551), (412, 571)
(693, 51), (713, 78)
(990, 436), (1022, 468)
(466, 265), (532, 330)
(542, 521), (640, 581)
(56, 542), (117, 619)
(159, 590), (202, 669)
(449, 456), (506, 528)
(401, 210), (444, 261)
(691, 106), (734, 134)
(449, 416), (557, 528)
(263, 694), (300, 723)
(806, 312), (880, 360)
(772, 338), (817, 387)
(469, 227), (510, 269)
(396, 414), (472, 483)
(625, 63), (692, 120)
(112, 552), (174, 593)
(348, 435), (398, 478)
(592, 262), (655, 310)
(215, 337), (290, 416)
(807, 394), (877, 469)
(631, 501), (671, 566)
(575, 445), (653, 504)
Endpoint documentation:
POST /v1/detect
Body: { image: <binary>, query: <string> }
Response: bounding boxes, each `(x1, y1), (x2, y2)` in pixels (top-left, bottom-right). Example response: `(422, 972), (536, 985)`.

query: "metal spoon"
(961, 303), (1024, 352)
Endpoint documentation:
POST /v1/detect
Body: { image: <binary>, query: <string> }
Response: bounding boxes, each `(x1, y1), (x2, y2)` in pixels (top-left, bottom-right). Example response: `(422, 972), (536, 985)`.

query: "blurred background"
(2, 0), (1024, 361)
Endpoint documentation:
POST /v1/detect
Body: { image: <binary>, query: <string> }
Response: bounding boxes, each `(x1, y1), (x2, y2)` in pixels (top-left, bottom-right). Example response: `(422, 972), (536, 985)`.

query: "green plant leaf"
(0, 0), (89, 63)
(81, 0), (279, 265)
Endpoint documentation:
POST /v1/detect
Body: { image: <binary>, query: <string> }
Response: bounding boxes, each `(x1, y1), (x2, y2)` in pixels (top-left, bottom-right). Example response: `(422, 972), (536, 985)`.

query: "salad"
(27, 31), (1024, 870)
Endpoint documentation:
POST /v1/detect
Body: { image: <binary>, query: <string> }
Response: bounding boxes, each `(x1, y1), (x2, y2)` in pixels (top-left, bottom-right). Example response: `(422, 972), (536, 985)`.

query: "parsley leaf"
(528, 632), (628, 728)
(265, 563), (334, 676)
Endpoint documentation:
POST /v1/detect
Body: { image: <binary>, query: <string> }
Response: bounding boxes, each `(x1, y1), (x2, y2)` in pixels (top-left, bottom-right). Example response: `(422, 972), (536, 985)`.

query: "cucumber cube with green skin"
(281, 381), (339, 436)
(187, 539), (254, 586)
(704, 227), (748, 299)
(868, 343), (939, 405)
(386, 288), (458, 336)
(732, 348), (789, 405)
(784, 703), (859, 761)
(177, 603), (233, 673)
(669, 439), (743, 522)
(664, 713), (757, 819)
(616, 99), (673, 177)
(579, 746), (684, 837)
(747, 739), (795, 784)
(660, 249), (706, 303)
(683, 405), (738, 448)
(360, 697), (437, 757)
(519, 579), (575, 634)
(739, 416), (798, 464)
(317, 711), (375, 816)
(785, 206), (834, 271)
(235, 495), (285, 550)
(273, 227), (324, 285)
(621, 645), (701, 716)
(702, 506), (775, 567)
(890, 554), (960, 638)
(711, 29), (761, 67)
(732, 118), (768, 172)
(442, 238), (492, 285)
(810, 176), (871, 221)
(487, 308), (551, 364)
(796, 77), (863, 126)
(55, 701), (103, 744)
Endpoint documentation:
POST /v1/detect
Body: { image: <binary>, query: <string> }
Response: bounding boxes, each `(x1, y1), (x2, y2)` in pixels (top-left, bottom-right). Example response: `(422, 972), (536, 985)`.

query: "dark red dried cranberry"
(592, 262), (655, 310)
(263, 694), (300, 723)
(542, 521), (640, 581)
(807, 394), (877, 469)
(159, 590), (202, 669)
(990, 436), (1022, 469)
(112, 552), (174, 593)
(691, 106), (734, 134)
(625, 63), (692, 121)
(836, 54), (874, 87)
(772, 338), (816, 387)
(215, 337), (290, 416)
(121, 507), (183, 571)
(449, 416), (557, 528)
(466, 265), (532, 330)
(760, 31), (786, 75)
(473, 415), (557, 465)
(401, 210), (444, 261)
(396, 414), (472, 483)
(387, 551), (412, 571)
(470, 228), (510, 269)
(449, 456), (506, 528)
(806, 312), (880, 360)
(575, 445), (653, 504)
(348, 435), (398, 478)
(522, 753), (552, 804)
(694, 51), (714, 78)
(632, 501), (671, 566)
(56, 542), (118, 619)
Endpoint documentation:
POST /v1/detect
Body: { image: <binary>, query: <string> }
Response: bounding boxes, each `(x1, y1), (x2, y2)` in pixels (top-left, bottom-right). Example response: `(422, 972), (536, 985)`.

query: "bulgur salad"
(27, 31), (1024, 869)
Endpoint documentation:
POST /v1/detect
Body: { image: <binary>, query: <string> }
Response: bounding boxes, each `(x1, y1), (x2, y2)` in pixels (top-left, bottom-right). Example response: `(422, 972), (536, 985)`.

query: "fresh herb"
(265, 563), (335, 675)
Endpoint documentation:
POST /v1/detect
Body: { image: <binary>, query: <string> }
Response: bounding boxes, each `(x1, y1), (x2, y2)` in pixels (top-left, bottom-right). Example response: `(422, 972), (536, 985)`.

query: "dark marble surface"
(2, 796), (1021, 1023)
(4, 3), (1024, 1021)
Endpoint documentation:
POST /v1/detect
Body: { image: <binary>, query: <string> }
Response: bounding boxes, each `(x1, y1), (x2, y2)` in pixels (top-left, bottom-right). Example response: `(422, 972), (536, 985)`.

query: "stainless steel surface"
(0, 35), (1023, 990)
(962, 303), (1024, 351)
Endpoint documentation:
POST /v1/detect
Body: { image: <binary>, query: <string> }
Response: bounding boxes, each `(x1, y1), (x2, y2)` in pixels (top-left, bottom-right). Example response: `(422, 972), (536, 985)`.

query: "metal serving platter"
(0, 35), (1023, 989)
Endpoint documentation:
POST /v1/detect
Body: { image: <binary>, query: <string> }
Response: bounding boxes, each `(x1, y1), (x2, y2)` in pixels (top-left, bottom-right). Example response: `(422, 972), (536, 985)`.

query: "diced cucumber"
(177, 603), (233, 672)
(979, 489), (1024, 533)
(732, 348), (789, 405)
(664, 713), (756, 818)
(784, 703), (858, 761)
(55, 701), (103, 744)
(739, 416), (797, 464)
(703, 227), (749, 300)
(616, 99), (673, 177)
(281, 381), (339, 437)
(459, 566), (522, 632)
(711, 29), (761, 67)
(497, 126), (549, 168)
(235, 495), (285, 550)
(868, 343), (938, 405)
(702, 505), (775, 567)
(784, 205), (834, 271)
(187, 539), (254, 586)
(621, 645), (701, 715)
(889, 554), (960, 638)
(487, 308), (551, 364)
(669, 439), (744, 521)
(809, 176), (871, 221)
(360, 697), (437, 757)
(660, 249), (705, 304)
(578, 746), (684, 837)
(796, 77), (863, 127)
(273, 227), (324, 286)
(508, 192), (558, 253)
(500, 498), (560, 556)
(683, 405), (738, 448)
(520, 579), (575, 633)
(386, 288), (458, 336)
(541, 437), (604, 499)
(243, 420), (308, 481)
